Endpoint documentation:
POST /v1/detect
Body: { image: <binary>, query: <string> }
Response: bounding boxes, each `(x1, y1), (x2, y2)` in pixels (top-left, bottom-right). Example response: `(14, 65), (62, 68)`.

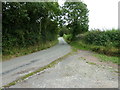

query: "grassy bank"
(70, 41), (119, 64)
(2, 40), (58, 61)
(70, 41), (119, 56)
(64, 29), (119, 64)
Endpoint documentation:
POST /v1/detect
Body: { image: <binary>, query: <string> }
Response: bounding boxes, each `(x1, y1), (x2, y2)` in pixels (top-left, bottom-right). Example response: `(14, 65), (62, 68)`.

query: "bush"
(80, 29), (120, 47)
(72, 29), (120, 57)
(63, 34), (73, 43)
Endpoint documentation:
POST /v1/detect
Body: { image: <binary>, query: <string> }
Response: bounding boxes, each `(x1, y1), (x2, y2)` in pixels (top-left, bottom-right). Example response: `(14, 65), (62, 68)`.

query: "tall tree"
(2, 2), (61, 54)
(62, 1), (89, 39)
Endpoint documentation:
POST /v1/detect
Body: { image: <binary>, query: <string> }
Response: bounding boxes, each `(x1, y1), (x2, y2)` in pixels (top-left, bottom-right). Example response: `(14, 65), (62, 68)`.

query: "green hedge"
(80, 29), (120, 48)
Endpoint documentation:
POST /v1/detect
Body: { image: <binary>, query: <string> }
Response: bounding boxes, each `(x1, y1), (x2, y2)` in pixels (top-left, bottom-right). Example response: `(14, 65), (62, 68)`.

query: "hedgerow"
(81, 29), (120, 48)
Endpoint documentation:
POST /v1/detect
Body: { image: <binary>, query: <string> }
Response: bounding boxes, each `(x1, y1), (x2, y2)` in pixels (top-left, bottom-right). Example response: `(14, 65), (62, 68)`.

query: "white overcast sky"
(58, 0), (119, 30)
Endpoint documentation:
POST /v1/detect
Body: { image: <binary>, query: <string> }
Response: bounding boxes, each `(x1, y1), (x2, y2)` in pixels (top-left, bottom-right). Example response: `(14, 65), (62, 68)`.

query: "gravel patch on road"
(11, 51), (118, 88)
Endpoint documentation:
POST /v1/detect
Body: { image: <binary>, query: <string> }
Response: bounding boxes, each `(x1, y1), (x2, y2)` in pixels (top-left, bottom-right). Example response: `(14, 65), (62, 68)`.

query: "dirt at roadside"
(77, 50), (118, 69)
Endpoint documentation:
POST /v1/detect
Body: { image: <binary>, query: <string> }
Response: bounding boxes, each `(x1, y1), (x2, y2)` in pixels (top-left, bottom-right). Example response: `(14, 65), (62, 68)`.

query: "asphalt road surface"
(2, 37), (71, 86)
(11, 50), (118, 88)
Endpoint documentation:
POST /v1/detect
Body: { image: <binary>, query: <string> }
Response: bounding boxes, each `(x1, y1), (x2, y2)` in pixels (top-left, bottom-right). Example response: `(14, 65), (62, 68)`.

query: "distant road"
(2, 37), (71, 86)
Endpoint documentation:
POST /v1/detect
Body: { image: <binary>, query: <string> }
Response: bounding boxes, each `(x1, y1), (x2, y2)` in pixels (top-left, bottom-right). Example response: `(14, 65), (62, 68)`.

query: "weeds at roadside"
(70, 41), (119, 65)
(94, 54), (119, 65)
(86, 61), (96, 65)
(2, 40), (58, 61)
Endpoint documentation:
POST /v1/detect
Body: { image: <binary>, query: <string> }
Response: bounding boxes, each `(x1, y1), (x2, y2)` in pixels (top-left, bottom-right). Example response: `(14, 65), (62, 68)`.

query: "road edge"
(2, 51), (72, 88)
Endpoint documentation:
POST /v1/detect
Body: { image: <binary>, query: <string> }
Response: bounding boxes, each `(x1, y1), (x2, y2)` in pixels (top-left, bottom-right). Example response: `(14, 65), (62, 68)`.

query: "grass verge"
(2, 40), (58, 61)
(70, 41), (119, 65)
(2, 52), (72, 88)
(94, 54), (119, 64)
